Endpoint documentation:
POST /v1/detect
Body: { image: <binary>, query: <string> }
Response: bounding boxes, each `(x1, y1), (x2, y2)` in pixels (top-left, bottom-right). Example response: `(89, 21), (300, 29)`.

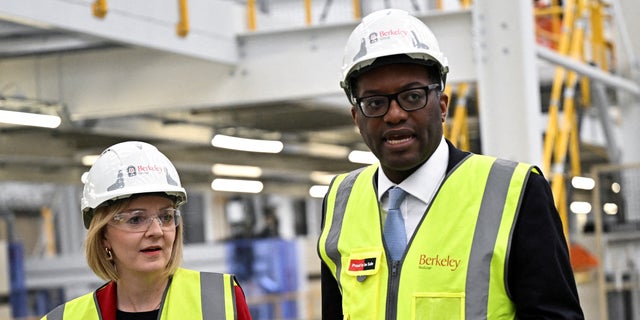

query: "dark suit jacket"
(319, 141), (584, 319)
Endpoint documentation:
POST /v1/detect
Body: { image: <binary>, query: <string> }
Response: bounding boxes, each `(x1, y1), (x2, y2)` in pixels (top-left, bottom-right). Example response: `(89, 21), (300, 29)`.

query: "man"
(317, 9), (584, 319)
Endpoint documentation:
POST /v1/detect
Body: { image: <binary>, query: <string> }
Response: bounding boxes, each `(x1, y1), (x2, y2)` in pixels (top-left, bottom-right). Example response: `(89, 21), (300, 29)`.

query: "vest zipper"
(386, 259), (402, 320)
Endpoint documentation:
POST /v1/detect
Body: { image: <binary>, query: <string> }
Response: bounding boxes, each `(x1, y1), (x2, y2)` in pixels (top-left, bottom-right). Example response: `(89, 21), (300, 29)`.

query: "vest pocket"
(341, 248), (383, 318)
(411, 292), (464, 320)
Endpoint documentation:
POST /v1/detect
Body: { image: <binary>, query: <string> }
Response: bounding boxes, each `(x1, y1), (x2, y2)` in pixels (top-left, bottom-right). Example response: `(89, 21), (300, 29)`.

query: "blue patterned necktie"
(384, 186), (408, 261)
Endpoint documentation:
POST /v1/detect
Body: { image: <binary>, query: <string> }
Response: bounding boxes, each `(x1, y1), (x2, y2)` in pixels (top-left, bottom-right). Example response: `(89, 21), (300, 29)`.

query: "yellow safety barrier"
(41, 207), (56, 257)
(91, 0), (191, 38)
(540, 0), (615, 243)
(549, 0), (590, 241)
(176, 0), (190, 37)
(92, 0), (107, 18)
(446, 83), (471, 151)
(352, 0), (361, 19)
(247, 0), (257, 31)
(304, 0), (313, 26)
(542, 0), (578, 177)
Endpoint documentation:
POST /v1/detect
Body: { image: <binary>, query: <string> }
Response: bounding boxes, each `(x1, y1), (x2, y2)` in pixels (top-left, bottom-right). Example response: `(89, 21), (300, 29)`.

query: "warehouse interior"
(1, 0), (640, 319)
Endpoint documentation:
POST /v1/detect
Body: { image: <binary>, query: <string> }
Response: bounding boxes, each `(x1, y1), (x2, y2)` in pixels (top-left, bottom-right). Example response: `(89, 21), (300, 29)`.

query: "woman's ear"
(102, 234), (110, 249)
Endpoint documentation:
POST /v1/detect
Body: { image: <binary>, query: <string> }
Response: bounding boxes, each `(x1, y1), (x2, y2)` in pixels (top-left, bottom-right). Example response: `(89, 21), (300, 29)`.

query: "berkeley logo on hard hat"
(137, 164), (164, 174)
(127, 165), (137, 177)
(368, 32), (378, 44)
(377, 29), (408, 39)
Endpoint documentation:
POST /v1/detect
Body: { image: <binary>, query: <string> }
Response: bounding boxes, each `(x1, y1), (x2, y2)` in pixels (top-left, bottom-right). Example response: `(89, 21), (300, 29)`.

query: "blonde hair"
(84, 195), (184, 281)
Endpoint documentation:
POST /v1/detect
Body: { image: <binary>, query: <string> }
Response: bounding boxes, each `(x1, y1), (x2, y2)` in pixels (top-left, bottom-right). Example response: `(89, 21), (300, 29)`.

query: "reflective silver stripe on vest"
(465, 158), (518, 320)
(324, 167), (366, 288)
(45, 303), (65, 320)
(201, 272), (236, 320)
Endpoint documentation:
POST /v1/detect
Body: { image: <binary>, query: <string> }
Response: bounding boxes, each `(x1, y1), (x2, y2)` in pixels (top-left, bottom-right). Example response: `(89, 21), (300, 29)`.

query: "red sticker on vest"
(348, 258), (376, 271)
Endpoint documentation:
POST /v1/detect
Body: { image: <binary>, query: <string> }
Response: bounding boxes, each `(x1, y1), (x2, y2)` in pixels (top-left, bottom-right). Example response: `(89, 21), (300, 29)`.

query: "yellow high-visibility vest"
(42, 268), (238, 320)
(319, 154), (535, 319)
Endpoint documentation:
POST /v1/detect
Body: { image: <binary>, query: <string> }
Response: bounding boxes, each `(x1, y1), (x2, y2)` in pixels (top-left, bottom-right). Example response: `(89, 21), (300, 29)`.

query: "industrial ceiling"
(0, 17), (368, 196)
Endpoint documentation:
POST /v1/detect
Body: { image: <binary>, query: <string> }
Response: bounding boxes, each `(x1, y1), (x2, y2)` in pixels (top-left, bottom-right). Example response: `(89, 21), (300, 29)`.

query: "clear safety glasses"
(109, 208), (180, 233)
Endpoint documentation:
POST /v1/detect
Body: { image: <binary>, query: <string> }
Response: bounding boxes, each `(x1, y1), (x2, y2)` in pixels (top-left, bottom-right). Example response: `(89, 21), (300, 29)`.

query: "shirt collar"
(377, 137), (449, 203)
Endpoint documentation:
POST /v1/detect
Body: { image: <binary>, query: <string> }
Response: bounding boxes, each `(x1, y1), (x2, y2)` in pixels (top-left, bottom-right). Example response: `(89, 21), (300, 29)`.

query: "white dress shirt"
(377, 137), (449, 242)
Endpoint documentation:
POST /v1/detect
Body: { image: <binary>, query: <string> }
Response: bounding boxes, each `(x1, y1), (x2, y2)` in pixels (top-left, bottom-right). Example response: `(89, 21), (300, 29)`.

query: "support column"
(615, 0), (640, 225)
(472, 0), (542, 164)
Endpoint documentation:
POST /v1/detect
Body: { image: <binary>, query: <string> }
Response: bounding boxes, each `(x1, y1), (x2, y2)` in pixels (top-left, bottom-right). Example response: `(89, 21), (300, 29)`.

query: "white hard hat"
(340, 9), (449, 103)
(81, 141), (187, 229)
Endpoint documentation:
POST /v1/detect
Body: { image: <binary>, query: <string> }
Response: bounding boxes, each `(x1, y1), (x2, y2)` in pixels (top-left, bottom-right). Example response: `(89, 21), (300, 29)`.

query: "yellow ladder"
(444, 83), (472, 151)
(541, 0), (613, 241)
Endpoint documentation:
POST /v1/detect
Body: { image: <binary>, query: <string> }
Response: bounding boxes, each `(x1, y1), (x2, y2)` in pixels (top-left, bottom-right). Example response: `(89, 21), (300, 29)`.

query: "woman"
(42, 141), (252, 320)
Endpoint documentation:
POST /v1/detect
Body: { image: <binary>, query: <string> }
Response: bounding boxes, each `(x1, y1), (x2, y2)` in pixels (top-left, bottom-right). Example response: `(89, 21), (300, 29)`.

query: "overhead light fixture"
(348, 150), (378, 164)
(310, 171), (336, 185)
(571, 176), (595, 190)
(309, 185), (329, 198)
(603, 203), (618, 215)
(212, 164), (262, 178)
(0, 109), (61, 128)
(211, 178), (264, 193)
(611, 182), (621, 193)
(288, 143), (349, 159)
(81, 155), (100, 166)
(211, 134), (283, 153)
(569, 201), (591, 214)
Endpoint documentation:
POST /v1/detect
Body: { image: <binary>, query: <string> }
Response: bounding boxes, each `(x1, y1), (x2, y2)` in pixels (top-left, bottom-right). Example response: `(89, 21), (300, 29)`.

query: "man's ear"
(440, 93), (449, 122)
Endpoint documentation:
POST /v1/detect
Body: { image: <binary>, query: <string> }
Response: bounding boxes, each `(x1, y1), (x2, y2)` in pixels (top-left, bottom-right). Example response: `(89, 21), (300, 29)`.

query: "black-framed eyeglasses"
(109, 208), (180, 233)
(355, 83), (441, 118)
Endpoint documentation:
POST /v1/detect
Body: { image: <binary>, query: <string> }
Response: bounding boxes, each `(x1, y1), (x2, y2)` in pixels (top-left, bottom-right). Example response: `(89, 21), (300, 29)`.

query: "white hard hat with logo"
(81, 141), (187, 229)
(340, 9), (449, 104)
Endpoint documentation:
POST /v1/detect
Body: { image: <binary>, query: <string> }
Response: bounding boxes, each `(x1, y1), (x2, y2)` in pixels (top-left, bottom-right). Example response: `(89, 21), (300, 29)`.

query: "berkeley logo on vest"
(349, 257), (376, 271)
(418, 253), (462, 271)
